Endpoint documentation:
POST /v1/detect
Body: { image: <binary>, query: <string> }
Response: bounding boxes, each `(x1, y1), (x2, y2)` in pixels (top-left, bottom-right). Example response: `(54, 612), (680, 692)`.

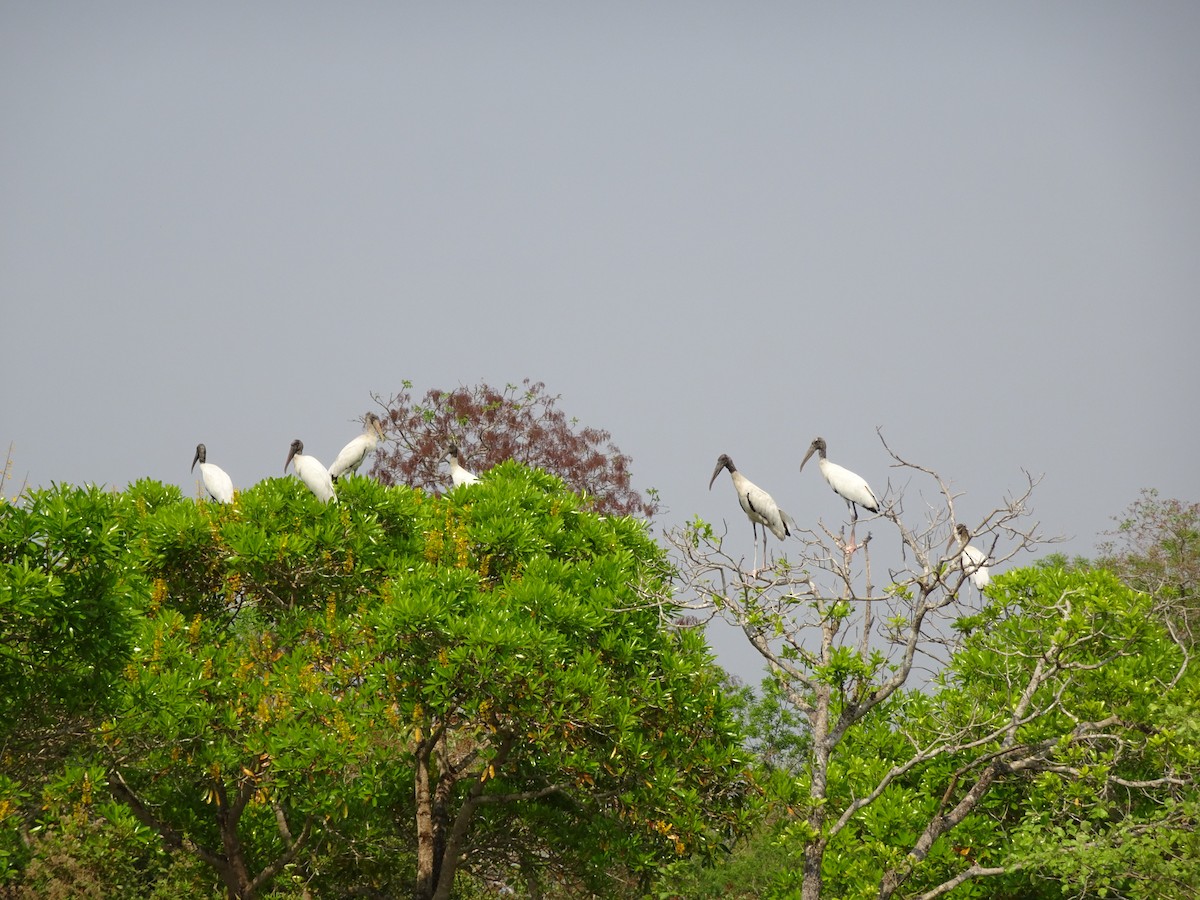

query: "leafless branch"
(664, 434), (1156, 900)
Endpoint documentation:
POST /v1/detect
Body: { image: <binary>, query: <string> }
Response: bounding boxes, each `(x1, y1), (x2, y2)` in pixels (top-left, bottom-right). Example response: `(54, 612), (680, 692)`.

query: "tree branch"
(107, 770), (226, 873)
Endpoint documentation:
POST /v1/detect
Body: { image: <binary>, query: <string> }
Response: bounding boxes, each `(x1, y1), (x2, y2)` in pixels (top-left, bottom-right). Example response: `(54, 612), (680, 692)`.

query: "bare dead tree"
(663, 431), (1100, 900)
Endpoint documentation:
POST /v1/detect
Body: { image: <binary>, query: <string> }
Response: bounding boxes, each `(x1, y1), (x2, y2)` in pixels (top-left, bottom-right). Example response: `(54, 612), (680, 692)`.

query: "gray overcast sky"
(3, 3), (1198, 682)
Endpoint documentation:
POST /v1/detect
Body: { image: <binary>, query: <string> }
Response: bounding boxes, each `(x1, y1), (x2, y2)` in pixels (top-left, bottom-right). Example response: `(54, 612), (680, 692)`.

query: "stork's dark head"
(709, 453), (735, 490)
(285, 439), (304, 473)
(947, 523), (972, 551)
(365, 412), (385, 440)
(191, 443), (207, 471)
(800, 437), (827, 472)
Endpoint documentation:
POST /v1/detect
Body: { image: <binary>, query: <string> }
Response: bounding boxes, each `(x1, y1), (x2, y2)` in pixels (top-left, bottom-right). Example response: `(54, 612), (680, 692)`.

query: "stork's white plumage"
(444, 443), (480, 487)
(328, 412), (385, 482)
(800, 437), (880, 521)
(285, 439), (337, 503)
(949, 524), (991, 591)
(709, 453), (792, 570)
(191, 443), (234, 503)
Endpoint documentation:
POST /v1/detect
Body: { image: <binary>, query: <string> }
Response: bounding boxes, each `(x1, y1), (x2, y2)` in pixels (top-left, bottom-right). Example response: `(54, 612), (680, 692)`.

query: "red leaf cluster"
(367, 379), (660, 520)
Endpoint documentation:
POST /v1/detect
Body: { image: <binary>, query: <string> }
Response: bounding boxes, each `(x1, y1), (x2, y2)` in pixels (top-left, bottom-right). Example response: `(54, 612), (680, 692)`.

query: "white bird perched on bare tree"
(285, 439), (336, 503)
(800, 436), (880, 522)
(444, 443), (480, 487)
(191, 443), (234, 503)
(328, 412), (385, 483)
(948, 524), (991, 591)
(709, 453), (792, 570)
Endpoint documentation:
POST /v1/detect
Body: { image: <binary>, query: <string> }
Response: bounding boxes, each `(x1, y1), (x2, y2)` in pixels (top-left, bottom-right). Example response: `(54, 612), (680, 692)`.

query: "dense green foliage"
(893, 566), (1197, 899)
(4, 468), (1198, 899)
(0, 484), (141, 735)
(663, 561), (1199, 899)
(1, 467), (750, 898)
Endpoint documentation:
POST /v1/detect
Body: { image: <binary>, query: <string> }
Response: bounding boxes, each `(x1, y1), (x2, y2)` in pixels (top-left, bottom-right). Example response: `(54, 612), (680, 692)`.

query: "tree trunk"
(215, 849), (254, 900)
(802, 683), (831, 900)
(414, 745), (437, 900)
(429, 795), (478, 900)
(215, 781), (256, 899)
(430, 733), (515, 900)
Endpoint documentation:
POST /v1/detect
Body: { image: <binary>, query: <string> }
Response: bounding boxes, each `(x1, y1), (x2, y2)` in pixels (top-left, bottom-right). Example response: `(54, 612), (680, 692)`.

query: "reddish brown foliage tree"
(367, 379), (660, 519)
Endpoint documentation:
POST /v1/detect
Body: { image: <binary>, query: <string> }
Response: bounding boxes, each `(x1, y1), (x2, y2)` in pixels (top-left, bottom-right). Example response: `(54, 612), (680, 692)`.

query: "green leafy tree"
(0, 484), (143, 881)
(0, 484), (139, 739)
(728, 678), (810, 777)
(669, 565), (1198, 900)
(384, 463), (748, 899)
(871, 566), (1197, 899)
(654, 679), (810, 900)
(4, 466), (748, 899)
(369, 379), (660, 519)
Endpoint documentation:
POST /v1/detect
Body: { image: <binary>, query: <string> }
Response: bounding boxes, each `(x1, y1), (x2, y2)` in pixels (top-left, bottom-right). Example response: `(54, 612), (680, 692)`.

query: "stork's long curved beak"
(284, 448), (296, 474)
(191, 446), (202, 472)
(708, 461), (724, 490)
(799, 443), (817, 472)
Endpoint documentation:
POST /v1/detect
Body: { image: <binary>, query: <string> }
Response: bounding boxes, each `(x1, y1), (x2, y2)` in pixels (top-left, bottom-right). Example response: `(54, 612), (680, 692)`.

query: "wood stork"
(799, 437), (880, 522)
(328, 412), (385, 482)
(948, 524), (991, 591)
(284, 439), (337, 503)
(709, 453), (792, 570)
(444, 443), (480, 487)
(191, 443), (234, 503)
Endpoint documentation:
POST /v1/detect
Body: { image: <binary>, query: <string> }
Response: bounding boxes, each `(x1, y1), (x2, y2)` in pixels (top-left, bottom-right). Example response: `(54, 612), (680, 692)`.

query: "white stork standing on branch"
(800, 436), (880, 552)
(328, 412), (385, 482)
(709, 453), (792, 572)
(444, 443), (480, 488)
(800, 437), (880, 520)
(191, 443), (234, 503)
(948, 524), (991, 592)
(285, 439), (337, 503)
